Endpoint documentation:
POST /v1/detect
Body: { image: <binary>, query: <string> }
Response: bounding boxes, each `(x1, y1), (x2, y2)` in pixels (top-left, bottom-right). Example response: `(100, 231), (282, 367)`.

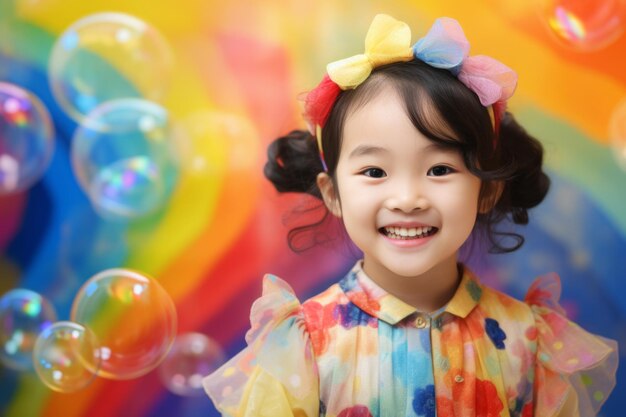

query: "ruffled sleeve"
(203, 274), (320, 417)
(525, 273), (618, 417)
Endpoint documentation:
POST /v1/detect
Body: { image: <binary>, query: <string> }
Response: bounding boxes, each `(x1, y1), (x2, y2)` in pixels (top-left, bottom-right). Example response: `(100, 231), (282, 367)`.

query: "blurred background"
(0, 0), (624, 416)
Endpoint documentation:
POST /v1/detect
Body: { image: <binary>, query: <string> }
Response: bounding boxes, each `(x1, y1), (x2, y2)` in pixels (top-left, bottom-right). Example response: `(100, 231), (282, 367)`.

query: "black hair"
(264, 60), (550, 253)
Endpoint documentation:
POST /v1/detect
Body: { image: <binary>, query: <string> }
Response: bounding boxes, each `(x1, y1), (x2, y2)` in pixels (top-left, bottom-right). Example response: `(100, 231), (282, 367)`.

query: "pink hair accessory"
(457, 55), (517, 107)
(457, 54), (517, 133)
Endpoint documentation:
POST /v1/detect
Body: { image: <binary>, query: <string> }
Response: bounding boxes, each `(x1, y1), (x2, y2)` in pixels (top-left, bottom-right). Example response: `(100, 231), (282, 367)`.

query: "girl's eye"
(428, 165), (454, 176)
(362, 168), (387, 178)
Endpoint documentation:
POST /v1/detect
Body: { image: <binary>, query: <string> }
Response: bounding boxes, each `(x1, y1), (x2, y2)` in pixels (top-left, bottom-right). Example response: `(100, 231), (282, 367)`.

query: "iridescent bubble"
(0, 289), (57, 371)
(158, 332), (225, 396)
(48, 12), (173, 125)
(32, 321), (101, 393)
(70, 268), (177, 380)
(537, 0), (626, 51)
(0, 82), (55, 195)
(609, 98), (626, 171)
(71, 99), (179, 218)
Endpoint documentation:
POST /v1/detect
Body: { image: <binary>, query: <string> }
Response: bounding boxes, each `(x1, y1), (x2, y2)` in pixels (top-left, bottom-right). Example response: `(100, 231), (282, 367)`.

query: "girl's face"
(318, 85), (482, 283)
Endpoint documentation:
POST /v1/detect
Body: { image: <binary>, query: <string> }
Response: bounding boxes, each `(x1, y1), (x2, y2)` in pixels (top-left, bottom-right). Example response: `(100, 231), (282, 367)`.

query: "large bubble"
(70, 268), (177, 380)
(48, 12), (173, 124)
(0, 288), (57, 371)
(609, 97), (626, 171)
(537, 0), (626, 51)
(0, 82), (55, 195)
(71, 99), (179, 218)
(158, 332), (225, 396)
(32, 321), (101, 393)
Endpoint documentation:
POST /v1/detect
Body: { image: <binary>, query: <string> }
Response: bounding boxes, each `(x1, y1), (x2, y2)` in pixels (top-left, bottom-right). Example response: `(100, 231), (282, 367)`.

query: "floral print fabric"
(203, 262), (617, 417)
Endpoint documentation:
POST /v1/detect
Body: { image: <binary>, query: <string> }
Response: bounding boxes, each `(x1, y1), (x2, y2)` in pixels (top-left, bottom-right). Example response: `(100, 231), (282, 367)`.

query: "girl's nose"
(383, 181), (430, 213)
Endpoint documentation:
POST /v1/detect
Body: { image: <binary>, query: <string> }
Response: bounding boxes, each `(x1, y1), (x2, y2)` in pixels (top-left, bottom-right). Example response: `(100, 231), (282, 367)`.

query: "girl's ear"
(478, 180), (504, 214)
(317, 172), (342, 217)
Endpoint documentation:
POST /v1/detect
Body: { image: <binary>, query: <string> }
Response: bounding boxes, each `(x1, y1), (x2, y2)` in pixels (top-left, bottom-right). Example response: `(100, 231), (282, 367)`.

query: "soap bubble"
(71, 99), (179, 218)
(158, 332), (225, 396)
(537, 0), (626, 51)
(32, 321), (101, 393)
(609, 97), (626, 171)
(70, 268), (177, 380)
(49, 12), (173, 124)
(0, 82), (55, 195)
(0, 288), (57, 371)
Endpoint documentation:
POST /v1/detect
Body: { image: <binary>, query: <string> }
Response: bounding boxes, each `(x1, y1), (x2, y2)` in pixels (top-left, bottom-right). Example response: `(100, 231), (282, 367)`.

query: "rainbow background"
(0, 0), (625, 416)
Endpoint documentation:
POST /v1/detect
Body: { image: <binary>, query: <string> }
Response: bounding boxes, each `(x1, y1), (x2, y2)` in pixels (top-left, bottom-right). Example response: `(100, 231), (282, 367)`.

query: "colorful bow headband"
(304, 14), (518, 172)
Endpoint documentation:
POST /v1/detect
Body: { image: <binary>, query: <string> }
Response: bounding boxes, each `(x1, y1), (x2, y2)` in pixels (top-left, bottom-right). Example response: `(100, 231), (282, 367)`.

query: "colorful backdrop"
(0, 0), (624, 416)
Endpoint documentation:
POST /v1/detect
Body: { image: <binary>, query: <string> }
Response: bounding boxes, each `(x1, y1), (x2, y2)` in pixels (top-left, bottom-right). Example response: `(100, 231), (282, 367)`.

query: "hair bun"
(485, 112), (551, 252)
(499, 112), (550, 214)
(264, 129), (323, 198)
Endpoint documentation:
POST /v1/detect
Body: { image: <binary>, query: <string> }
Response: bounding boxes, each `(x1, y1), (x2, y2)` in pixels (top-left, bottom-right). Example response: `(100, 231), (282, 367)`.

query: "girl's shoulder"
(474, 276), (535, 325)
(203, 274), (320, 414)
(302, 279), (348, 307)
(453, 267), (535, 327)
(475, 271), (615, 354)
(473, 270), (570, 325)
(475, 271), (617, 416)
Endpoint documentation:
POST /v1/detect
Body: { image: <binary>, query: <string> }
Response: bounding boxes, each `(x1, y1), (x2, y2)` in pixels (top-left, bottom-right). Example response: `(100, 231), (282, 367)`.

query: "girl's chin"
(366, 261), (439, 280)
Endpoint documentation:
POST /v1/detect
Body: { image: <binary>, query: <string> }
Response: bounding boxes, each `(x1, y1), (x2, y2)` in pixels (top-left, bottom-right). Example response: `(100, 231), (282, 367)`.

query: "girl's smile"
(379, 223), (438, 248)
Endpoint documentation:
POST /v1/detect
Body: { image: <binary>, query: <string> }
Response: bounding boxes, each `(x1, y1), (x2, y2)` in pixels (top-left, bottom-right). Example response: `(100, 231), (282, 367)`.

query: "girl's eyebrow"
(348, 144), (389, 159)
(348, 142), (457, 159)
(423, 142), (459, 154)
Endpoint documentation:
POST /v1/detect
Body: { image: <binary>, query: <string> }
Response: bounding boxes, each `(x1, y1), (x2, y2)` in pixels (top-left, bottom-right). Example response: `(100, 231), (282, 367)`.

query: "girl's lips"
(378, 226), (439, 248)
(378, 225), (438, 237)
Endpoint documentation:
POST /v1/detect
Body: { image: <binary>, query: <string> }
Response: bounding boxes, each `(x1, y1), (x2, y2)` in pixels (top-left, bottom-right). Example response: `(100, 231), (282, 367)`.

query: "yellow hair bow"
(326, 14), (414, 89)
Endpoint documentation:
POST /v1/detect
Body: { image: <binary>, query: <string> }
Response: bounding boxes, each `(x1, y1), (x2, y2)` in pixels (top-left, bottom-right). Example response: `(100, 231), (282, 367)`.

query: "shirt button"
(415, 316), (428, 329)
(455, 375), (464, 383)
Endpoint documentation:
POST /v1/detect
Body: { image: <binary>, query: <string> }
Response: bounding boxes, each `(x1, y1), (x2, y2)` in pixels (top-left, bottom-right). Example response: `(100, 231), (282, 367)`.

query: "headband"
(303, 14), (518, 172)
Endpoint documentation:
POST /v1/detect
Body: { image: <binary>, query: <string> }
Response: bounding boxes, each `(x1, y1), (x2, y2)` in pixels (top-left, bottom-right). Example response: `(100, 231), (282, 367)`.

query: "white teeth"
(383, 226), (433, 239)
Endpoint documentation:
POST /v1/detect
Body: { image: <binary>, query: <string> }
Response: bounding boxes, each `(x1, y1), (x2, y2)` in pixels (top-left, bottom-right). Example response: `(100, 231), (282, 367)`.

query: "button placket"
(414, 315), (428, 329)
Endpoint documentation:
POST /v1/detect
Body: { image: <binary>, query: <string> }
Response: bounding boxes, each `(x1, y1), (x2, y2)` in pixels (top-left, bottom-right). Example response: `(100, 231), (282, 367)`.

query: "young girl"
(203, 14), (617, 417)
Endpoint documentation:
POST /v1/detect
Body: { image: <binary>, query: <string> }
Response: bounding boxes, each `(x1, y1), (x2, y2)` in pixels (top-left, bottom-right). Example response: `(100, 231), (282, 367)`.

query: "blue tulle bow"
(412, 18), (470, 75)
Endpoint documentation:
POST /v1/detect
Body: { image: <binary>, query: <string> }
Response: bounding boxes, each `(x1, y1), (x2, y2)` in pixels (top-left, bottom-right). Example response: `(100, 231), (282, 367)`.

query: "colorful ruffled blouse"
(203, 262), (617, 417)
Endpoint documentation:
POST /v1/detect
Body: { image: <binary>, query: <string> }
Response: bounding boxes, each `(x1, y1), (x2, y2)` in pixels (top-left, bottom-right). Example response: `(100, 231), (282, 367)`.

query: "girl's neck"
(362, 255), (461, 313)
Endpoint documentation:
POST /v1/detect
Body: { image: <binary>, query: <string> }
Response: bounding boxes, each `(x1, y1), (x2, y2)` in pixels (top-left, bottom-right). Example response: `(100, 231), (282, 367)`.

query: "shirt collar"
(339, 261), (482, 325)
